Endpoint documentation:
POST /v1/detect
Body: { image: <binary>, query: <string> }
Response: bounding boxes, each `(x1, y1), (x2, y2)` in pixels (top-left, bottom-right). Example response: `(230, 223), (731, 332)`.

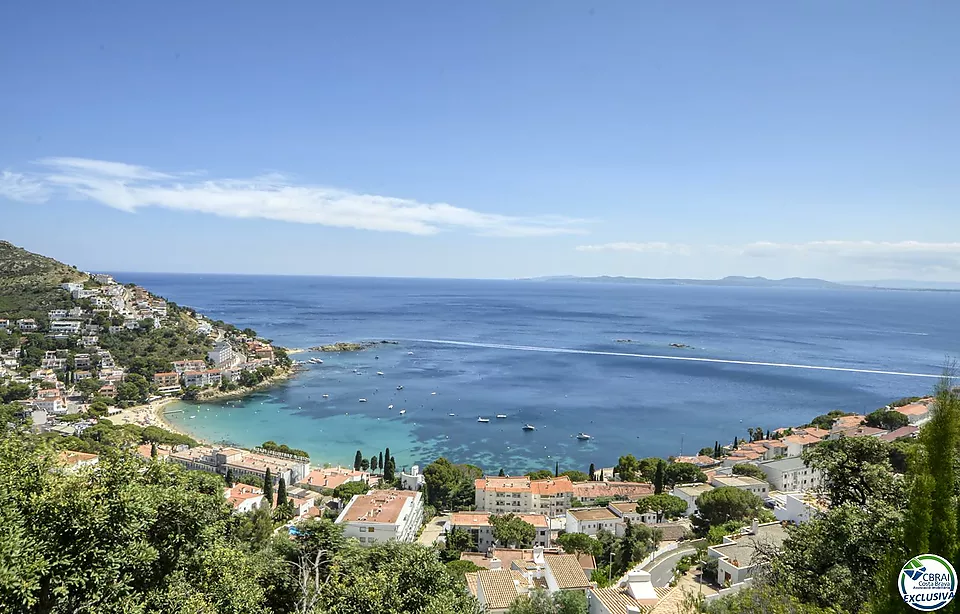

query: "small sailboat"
(408, 351), (414, 355)
(377, 371), (384, 376)
(576, 432), (593, 441)
(399, 409), (406, 415)
(522, 424), (535, 431)
(477, 417), (490, 423)
(358, 398), (367, 403)
(388, 404), (394, 409)
(496, 414), (507, 419)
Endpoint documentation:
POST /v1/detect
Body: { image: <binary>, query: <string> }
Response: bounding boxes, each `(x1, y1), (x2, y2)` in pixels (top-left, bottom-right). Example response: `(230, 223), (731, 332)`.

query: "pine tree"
(150, 442), (157, 459)
(276, 476), (287, 508)
(498, 468), (506, 477)
(225, 467), (234, 486)
(379, 451), (383, 470)
(589, 463), (595, 481)
(263, 468), (273, 506)
(370, 456), (378, 472)
(654, 459), (665, 495)
(354, 450), (363, 471)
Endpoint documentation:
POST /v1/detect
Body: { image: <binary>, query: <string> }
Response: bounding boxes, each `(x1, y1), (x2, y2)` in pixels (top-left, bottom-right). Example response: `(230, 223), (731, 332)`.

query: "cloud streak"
(0, 157), (586, 237)
(575, 242), (692, 255)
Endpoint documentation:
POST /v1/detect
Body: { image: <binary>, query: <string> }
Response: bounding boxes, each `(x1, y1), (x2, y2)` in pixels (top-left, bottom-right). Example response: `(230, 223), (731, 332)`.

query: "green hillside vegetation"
(0, 240), (86, 322)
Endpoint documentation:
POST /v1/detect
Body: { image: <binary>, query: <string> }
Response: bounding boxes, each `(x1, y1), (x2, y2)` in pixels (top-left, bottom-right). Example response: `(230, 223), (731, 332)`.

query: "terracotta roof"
(475, 475), (573, 495)
(58, 450), (99, 466)
(461, 548), (596, 572)
(339, 490), (416, 525)
(568, 507), (618, 521)
(880, 425), (919, 442)
(835, 425), (887, 438)
(591, 586), (674, 614)
(572, 481), (654, 500)
(796, 427), (830, 439)
(476, 568), (520, 609)
(298, 467), (368, 490)
(894, 403), (930, 416)
(451, 512), (549, 528)
(674, 455), (719, 467)
(647, 523), (690, 542)
(781, 434), (821, 446)
(832, 415), (866, 430)
(545, 554), (591, 589)
(464, 572), (479, 596)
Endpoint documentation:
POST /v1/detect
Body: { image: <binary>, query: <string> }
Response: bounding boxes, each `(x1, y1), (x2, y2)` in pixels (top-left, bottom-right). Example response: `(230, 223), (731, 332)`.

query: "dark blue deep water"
(114, 273), (960, 474)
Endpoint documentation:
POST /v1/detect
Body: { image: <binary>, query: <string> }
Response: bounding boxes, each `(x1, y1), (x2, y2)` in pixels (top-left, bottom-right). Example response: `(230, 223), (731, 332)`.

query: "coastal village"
(0, 244), (942, 613)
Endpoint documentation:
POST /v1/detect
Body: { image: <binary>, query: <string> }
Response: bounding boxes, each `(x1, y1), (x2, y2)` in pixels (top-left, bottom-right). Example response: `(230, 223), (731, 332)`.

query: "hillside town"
(0, 272), (289, 440)
(47, 392), (931, 614)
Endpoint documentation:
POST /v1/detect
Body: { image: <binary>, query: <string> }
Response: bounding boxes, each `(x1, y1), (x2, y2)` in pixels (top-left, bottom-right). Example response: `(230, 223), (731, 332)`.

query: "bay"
(115, 274), (959, 474)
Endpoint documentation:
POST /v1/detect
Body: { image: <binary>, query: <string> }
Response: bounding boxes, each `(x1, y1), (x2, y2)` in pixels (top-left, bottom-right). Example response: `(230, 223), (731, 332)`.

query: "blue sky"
(1, 1), (958, 280)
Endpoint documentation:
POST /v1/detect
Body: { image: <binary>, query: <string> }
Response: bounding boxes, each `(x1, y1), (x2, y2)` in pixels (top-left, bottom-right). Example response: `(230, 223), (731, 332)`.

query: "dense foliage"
(423, 457), (483, 511)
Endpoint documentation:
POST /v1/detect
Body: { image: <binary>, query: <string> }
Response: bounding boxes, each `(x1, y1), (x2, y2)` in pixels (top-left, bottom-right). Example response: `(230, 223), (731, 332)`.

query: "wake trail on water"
(408, 339), (942, 379)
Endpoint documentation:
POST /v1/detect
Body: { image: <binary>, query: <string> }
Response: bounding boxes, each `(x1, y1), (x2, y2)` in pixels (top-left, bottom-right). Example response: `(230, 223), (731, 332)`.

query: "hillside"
(0, 241), (89, 320)
(0, 240), (290, 409)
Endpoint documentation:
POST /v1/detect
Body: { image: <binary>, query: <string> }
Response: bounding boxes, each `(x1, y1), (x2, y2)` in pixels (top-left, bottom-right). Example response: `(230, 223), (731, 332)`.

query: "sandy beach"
(109, 397), (193, 435)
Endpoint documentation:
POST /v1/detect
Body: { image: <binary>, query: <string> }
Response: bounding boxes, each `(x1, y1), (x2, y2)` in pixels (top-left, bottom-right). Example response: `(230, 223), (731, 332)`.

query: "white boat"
(190, 415), (196, 419)
(449, 413), (456, 416)
(522, 424), (535, 431)
(399, 409), (406, 415)
(317, 359), (323, 364)
(576, 432), (593, 441)
(397, 385), (404, 390)
(477, 417), (490, 423)
(322, 394), (329, 398)
(377, 371), (384, 376)
(388, 404), (394, 409)
(496, 414), (507, 419)
(358, 398), (367, 403)
(431, 391), (437, 395)
(408, 351), (414, 355)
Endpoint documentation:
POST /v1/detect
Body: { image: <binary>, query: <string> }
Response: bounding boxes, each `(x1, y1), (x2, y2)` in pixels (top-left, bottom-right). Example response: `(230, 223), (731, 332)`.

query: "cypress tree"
(713, 441), (719, 457)
(379, 451), (383, 470)
(654, 459), (665, 495)
(384, 458), (396, 482)
(263, 468), (273, 506)
(370, 456), (378, 472)
(555, 461), (559, 477)
(589, 463), (595, 481)
(733, 436), (738, 449)
(276, 476), (287, 508)
(225, 467), (234, 486)
(354, 450), (363, 471)
(498, 468), (506, 477)
(150, 442), (157, 459)
(385, 448), (391, 468)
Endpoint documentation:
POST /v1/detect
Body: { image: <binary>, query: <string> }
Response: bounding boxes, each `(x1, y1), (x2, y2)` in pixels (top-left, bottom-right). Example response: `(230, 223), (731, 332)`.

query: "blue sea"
(114, 274), (960, 474)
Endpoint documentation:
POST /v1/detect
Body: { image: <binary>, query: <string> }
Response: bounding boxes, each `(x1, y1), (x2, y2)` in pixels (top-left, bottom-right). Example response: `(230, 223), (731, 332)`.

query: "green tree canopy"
(556, 532), (603, 558)
(864, 408), (910, 431)
(423, 457), (482, 511)
(489, 513), (537, 549)
(664, 462), (707, 486)
(333, 479), (369, 501)
(506, 589), (588, 614)
(560, 470), (589, 482)
(803, 435), (899, 507)
(693, 487), (766, 535)
(636, 494), (688, 523)
(527, 469), (554, 480)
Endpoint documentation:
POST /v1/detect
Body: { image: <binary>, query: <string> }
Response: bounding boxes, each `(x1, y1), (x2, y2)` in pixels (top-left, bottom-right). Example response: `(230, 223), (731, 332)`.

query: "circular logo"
(900, 554), (957, 611)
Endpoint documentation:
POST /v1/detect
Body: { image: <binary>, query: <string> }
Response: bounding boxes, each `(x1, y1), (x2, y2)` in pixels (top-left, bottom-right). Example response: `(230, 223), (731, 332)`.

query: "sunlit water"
(116, 274), (960, 474)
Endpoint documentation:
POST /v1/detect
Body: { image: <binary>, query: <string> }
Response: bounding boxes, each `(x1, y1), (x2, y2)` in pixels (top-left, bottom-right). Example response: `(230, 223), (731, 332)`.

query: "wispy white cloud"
(575, 242), (692, 255)
(0, 157), (586, 237)
(0, 171), (50, 203)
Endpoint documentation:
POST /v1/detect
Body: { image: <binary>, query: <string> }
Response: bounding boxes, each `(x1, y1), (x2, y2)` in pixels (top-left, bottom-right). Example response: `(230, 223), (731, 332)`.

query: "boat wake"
(408, 339), (941, 379)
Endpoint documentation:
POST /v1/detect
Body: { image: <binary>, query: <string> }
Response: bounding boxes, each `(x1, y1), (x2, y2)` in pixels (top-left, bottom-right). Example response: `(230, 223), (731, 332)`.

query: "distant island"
(523, 275), (960, 291)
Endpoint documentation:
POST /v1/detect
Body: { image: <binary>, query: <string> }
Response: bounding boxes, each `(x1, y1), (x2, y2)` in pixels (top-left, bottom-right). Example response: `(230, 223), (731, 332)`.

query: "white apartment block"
(208, 342), (234, 367)
(448, 512), (551, 551)
(710, 475), (769, 498)
(757, 457), (822, 492)
(336, 490), (424, 545)
(475, 476), (574, 518)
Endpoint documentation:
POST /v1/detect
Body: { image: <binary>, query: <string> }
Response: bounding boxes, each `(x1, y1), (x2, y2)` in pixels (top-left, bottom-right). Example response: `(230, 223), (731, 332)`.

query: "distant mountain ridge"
(524, 275), (849, 289)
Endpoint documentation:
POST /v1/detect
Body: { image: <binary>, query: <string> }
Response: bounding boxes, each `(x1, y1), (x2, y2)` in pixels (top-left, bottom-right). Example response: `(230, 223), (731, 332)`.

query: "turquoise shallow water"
(120, 273), (960, 474)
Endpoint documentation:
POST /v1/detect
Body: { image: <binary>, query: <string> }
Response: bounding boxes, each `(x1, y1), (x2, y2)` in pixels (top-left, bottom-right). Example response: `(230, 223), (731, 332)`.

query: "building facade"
(335, 490), (424, 545)
(475, 476), (574, 517)
(448, 512), (551, 551)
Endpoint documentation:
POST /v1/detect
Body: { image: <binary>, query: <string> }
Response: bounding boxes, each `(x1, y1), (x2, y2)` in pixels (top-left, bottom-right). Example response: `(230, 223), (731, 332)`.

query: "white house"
(400, 464), (425, 491)
(769, 492), (826, 524)
(757, 457), (822, 492)
(589, 570), (664, 614)
(225, 483), (265, 514)
(17, 319), (38, 331)
(708, 520), (788, 587)
(671, 483), (714, 516)
(49, 320), (82, 334)
(448, 512), (550, 551)
(710, 475), (769, 498)
(208, 342), (234, 367)
(48, 309), (68, 321)
(335, 490), (424, 545)
(565, 507), (622, 536)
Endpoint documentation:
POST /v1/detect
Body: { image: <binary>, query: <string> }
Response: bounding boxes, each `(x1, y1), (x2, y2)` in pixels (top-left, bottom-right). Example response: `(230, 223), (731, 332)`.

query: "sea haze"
(113, 274), (959, 474)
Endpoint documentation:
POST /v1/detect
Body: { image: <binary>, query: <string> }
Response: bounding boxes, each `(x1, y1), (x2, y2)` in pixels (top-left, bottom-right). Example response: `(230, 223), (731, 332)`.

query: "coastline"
(193, 366), (298, 402)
